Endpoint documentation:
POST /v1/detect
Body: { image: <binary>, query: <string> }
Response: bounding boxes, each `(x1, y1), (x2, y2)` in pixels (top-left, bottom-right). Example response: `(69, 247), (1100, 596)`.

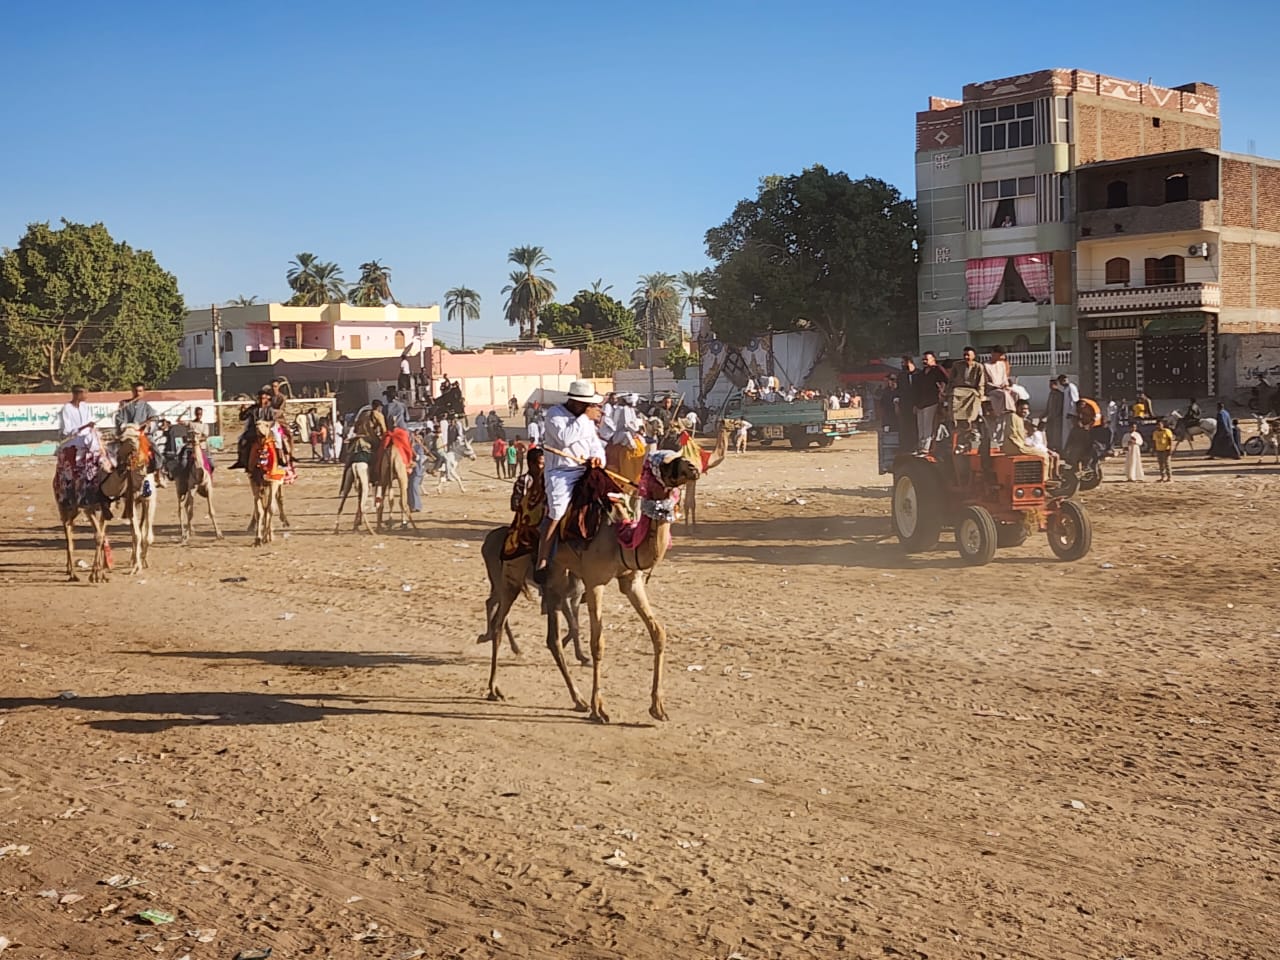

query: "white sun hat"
(566, 379), (603, 404)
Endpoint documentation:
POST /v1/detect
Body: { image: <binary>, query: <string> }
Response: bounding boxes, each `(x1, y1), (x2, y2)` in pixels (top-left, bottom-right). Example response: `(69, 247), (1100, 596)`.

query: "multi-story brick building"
(1076, 149), (1280, 401)
(915, 69), (1221, 397)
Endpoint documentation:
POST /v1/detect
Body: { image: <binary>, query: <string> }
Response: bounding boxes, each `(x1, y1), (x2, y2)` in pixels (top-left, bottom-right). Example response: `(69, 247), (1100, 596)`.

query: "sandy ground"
(0, 435), (1277, 960)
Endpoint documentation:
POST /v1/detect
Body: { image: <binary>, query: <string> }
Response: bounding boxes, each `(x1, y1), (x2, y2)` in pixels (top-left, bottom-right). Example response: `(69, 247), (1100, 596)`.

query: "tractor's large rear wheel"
(1047, 499), (1092, 561)
(891, 461), (942, 552)
(955, 505), (997, 566)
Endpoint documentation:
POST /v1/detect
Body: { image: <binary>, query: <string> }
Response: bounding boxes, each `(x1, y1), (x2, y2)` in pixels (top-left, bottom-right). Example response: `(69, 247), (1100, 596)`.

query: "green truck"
(718, 392), (863, 449)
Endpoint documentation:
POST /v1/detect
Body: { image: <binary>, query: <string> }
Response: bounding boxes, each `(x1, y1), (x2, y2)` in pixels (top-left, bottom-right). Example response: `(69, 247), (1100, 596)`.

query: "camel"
(372, 430), (417, 530)
(56, 429), (112, 583)
(477, 525), (590, 703)
(248, 421), (286, 547)
(542, 453), (701, 723)
(435, 435), (476, 494)
(680, 425), (729, 527)
(174, 433), (223, 543)
(333, 440), (375, 534)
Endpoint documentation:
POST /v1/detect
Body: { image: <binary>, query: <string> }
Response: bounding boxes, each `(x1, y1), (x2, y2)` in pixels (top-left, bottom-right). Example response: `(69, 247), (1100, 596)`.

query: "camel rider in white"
(610, 394), (644, 446)
(59, 385), (101, 458)
(534, 379), (606, 583)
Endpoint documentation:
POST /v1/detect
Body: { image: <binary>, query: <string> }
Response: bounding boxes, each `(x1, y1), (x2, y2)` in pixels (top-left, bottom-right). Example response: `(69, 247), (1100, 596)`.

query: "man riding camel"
(503, 446), (546, 561)
(116, 382), (165, 481)
(533, 379), (606, 584)
(232, 388), (285, 470)
(56, 385), (108, 509)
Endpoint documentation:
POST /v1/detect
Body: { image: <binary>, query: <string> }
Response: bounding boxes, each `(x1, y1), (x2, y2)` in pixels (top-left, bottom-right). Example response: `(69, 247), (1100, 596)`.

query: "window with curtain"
(980, 176), (1037, 227)
(1105, 258), (1130, 285)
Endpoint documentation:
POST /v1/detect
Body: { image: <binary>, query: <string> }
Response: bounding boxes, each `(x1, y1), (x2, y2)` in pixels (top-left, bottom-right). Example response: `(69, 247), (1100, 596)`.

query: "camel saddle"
(559, 466), (623, 545)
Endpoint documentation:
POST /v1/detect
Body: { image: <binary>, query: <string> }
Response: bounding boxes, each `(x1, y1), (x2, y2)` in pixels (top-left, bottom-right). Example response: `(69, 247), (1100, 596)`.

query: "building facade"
(916, 69), (1221, 386)
(180, 302), (439, 368)
(1073, 149), (1280, 401)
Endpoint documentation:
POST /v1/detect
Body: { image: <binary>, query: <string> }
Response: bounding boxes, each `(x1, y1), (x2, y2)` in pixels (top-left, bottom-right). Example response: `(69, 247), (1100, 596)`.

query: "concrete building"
(915, 68), (1221, 386)
(180, 302), (439, 368)
(1075, 149), (1280, 401)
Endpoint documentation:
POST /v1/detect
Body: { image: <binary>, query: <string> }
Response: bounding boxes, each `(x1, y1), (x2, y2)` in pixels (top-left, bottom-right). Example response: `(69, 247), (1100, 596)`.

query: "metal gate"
(1143, 334), (1208, 400)
(1097, 339), (1137, 400)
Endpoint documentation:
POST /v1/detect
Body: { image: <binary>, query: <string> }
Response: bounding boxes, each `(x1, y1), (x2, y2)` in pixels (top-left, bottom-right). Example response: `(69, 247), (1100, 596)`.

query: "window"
(283, 335), (298, 349)
(394, 330), (406, 349)
(1059, 174), (1072, 221)
(222, 331), (233, 352)
(933, 246), (951, 263)
(1054, 97), (1071, 143)
(1144, 255), (1185, 285)
(980, 176), (1036, 227)
(990, 259), (1037, 305)
(935, 317), (952, 335)
(1106, 180), (1129, 208)
(1152, 117), (1161, 128)
(1164, 173), (1189, 203)
(934, 152), (952, 169)
(1105, 257), (1131, 285)
(978, 101), (1035, 152)
(195, 334), (203, 345)
(349, 334), (362, 349)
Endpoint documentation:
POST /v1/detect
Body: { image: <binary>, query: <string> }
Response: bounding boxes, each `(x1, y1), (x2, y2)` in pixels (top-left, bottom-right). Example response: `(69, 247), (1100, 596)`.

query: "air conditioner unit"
(1188, 242), (1210, 258)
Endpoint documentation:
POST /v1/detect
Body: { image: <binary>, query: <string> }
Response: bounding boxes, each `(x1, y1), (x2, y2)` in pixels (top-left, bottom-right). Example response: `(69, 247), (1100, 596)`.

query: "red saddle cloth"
(559, 466), (623, 545)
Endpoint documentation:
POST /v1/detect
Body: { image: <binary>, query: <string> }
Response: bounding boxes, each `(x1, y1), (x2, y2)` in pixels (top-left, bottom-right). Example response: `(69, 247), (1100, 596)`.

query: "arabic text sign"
(0, 398), (207, 434)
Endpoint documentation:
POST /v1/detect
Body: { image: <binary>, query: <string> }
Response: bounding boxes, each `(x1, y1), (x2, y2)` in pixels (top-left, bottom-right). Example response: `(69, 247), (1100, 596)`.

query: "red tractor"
(878, 424), (1092, 565)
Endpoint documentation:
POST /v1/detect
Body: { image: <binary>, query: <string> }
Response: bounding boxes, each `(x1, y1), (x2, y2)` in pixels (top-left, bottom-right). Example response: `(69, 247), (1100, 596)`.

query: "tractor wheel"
(1047, 499), (1092, 561)
(995, 521), (1029, 548)
(891, 461), (942, 552)
(1079, 464), (1103, 491)
(955, 505), (998, 566)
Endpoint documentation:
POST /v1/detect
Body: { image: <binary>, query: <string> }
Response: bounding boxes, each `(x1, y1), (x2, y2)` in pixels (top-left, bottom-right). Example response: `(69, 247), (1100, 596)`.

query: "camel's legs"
(619, 572), (669, 722)
(334, 465), (354, 532)
(485, 584), (523, 701)
(397, 469), (417, 528)
(63, 515), (78, 581)
(90, 513), (109, 583)
(205, 483), (224, 539)
(562, 587), (590, 665)
(180, 492), (193, 543)
(544, 578), (589, 713)
(275, 486), (289, 529)
(685, 480), (697, 528)
(584, 583), (609, 723)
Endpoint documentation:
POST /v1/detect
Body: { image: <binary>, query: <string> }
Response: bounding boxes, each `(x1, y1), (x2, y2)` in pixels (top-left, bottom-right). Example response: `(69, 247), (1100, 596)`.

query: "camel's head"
(656, 452), (699, 489)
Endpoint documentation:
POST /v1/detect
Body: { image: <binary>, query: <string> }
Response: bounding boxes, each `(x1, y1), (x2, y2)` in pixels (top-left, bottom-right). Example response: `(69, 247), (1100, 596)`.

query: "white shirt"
(1010, 383), (1030, 402)
(544, 404), (605, 474)
(735, 419), (752, 437)
(610, 405), (643, 444)
(59, 401), (99, 454)
(400, 358), (411, 375)
(1026, 429), (1048, 452)
(527, 420), (543, 445)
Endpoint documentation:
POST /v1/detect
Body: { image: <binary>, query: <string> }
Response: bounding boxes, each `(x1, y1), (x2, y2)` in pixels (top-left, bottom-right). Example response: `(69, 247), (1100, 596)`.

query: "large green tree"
(502, 245), (556, 338)
(703, 165), (919, 361)
(536, 289), (640, 348)
(0, 219), (185, 391)
(443, 285), (481, 349)
(349, 260), (395, 306)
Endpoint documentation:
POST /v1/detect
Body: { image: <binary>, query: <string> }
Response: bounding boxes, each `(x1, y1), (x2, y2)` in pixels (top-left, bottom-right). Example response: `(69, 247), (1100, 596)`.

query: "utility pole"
(646, 306), (656, 398)
(211, 304), (224, 404)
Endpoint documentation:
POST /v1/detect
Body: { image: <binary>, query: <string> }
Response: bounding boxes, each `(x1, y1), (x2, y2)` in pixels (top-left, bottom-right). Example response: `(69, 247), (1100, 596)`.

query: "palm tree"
(444, 286), (481, 349)
(349, 260), (394, 307)
(632, 271), (679, 340)
(502, 245), (556, 338)
(589, 277), (613, 294)
(226, 294), (260, 307)
(286, 252), (321, 304)
(313, 261), (347, 305)
(678, 270), (708, 321)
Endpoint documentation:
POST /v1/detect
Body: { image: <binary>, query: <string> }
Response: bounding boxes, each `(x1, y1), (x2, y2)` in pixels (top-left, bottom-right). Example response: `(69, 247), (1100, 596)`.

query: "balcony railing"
(1078, 281), (1221, 314)
(979, 350), (1072, 368)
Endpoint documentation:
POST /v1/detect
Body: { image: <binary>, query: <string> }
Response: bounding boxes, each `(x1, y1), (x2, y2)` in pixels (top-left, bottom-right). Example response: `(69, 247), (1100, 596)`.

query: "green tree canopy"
(583, 341), (631, 379)
(286, 252), (346, 306)
(703, 165), (919, 362)
(443, 285), (481, 349)
(0, 219), (185, 391)
(632, 272), (681, 343)
(502, 245), (556, 339)
(536, 289), (640, 348)
(349, 260), (395, 306)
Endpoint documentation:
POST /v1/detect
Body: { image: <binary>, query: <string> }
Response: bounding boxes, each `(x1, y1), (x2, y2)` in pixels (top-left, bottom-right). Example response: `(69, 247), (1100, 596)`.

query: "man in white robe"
(535, 380), (606, 579)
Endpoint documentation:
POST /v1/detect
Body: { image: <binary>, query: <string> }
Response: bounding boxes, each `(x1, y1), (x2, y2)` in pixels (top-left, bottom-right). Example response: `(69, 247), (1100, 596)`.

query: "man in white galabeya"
(534, 379), (606, 582)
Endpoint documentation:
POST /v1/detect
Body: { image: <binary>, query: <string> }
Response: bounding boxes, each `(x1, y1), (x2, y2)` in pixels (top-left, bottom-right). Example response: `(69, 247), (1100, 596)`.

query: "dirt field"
(0, 436), (1276, 959)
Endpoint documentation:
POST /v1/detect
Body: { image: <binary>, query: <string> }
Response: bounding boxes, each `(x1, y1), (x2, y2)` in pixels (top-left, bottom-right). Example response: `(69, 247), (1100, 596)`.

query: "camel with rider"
(372, 429), (417, 530)
(541, 452), (700, 723)
(248, 421), (287, 546)
(333, 437), (376, 534)
(174, 432), (223, 543)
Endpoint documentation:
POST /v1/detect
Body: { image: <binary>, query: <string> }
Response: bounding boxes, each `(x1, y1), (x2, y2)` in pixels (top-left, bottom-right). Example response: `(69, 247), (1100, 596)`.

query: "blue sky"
(3, 0), (1278, 346)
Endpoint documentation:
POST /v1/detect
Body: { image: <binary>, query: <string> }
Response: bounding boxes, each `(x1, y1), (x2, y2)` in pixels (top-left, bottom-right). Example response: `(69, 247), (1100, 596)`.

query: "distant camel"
(373, 429), (417, 530)
(56, 428), (112, 583)
(477, 525), (589, 704)
(543, 453), (700, 722)
(174, 433), (223, 542)
(248, 421), (286, 547)
(334, 438), (375, 534)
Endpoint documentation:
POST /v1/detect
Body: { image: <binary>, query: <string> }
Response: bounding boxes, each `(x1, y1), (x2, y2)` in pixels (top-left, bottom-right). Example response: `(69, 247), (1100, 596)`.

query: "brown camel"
(373, 433), (417, 530)
(248, 422), (286, 547)
(542, 454), (701, 723)
(333, 448), (375, 534)
(175, 434), (223, 543)
(681, 425), (729, 527)
(477, 525), (589, 704)
(112, 428), (156, 575)
(58, 449), (111, 582)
